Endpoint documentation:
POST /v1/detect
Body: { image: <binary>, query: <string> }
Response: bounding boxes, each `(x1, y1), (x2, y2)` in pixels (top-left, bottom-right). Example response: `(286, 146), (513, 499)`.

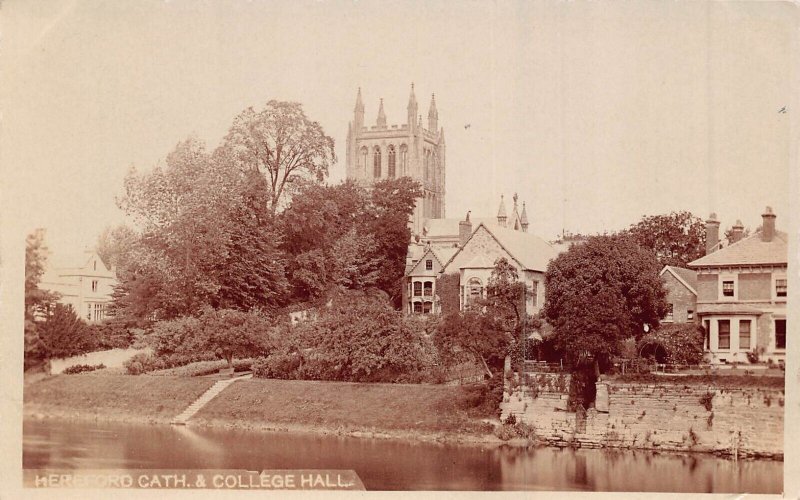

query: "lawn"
(24, 374), (216, 421)
(194, 378), (491, 436)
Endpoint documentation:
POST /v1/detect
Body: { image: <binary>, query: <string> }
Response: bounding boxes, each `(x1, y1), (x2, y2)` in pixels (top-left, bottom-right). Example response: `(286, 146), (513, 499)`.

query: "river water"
(23, 418), (782, 492)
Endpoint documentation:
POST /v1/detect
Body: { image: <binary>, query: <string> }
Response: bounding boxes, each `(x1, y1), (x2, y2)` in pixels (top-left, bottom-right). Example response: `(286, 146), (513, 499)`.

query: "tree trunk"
(479, 355), (493, 379)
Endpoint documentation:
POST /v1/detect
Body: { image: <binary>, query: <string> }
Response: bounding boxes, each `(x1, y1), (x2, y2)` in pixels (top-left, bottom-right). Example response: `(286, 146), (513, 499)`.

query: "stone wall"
(501, 377), (783, 459)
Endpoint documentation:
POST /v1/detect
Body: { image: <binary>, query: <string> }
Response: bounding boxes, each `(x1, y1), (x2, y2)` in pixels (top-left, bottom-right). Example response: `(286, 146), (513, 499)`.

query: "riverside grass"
(24, 374), (494, 439)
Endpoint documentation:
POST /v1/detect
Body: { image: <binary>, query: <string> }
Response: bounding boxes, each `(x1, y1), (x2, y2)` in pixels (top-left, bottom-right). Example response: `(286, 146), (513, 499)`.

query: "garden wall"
(501, 376), (783, 459)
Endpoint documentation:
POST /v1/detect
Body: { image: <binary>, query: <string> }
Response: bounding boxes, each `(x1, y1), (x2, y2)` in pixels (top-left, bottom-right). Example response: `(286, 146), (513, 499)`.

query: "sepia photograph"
(2, 0), (798, 496)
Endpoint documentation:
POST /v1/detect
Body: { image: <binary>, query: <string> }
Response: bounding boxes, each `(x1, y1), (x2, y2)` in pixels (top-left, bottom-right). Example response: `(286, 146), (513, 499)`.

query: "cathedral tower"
(345, 84), (446, 236)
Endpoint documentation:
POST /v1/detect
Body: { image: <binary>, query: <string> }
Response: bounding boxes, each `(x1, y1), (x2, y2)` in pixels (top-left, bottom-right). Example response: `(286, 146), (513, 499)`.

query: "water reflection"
(23, 419), (781, 492)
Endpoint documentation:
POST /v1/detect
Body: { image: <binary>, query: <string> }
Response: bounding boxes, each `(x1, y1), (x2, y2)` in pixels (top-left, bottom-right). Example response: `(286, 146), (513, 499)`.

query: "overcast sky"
(3, 0), (795, 264)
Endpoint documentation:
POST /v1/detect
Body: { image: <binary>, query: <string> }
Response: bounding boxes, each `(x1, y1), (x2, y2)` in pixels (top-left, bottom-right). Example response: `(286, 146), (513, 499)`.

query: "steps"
(171, 373), (252, 425)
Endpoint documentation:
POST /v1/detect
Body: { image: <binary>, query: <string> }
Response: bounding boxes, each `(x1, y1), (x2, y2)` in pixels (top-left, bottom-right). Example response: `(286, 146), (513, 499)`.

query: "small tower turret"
(520, 202), (529, 233)
(497, 195), (508, 228)
(376, 98), (387, 128)
(407, 83), (418, 131)
(354, 87), (364, 131)
(428, 93), (438, 131)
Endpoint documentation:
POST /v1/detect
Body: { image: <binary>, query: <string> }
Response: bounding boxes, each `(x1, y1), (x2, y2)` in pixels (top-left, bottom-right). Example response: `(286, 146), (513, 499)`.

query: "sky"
(3, 0), (796, 265)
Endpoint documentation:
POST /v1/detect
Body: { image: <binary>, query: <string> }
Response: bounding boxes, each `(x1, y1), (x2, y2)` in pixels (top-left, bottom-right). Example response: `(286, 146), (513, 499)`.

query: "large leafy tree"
(96, 223), (139, 272)
(115, 138), (288, 320)
(199, 309), (274, 369)
(542, 234), (668, 371)
(217, 100), (336, 215)
(624, 211), (705, 267)
(24, 230), (58, 321)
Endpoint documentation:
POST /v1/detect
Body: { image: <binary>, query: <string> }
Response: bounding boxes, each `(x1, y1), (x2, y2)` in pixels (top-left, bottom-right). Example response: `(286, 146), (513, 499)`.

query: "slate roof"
(661, 266), (698, 294)
(696, 303), (765, 315)
(688, 231), (788, 268)
(422, 217), (497, 238)
(483, 224), (557, 272)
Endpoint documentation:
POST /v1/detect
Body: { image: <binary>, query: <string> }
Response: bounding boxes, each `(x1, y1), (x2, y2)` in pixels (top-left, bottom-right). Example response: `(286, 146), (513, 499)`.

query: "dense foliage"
(543, 234), (668, 371)
(624, 211), (706, 267)
(637, 323), (706, 365)
(435, 273), (460, 316)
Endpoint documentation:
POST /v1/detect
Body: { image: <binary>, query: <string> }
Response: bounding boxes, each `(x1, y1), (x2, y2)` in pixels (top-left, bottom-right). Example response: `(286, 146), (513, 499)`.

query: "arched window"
(373, 146), (381, 178)
(388, 145), (396, 178)
(413, 282), (422, 297)
(423, 281), (433, 296)
(467, 277), (483, 304)
(399, 144), (408, 175)
(360, 147), (368, 175)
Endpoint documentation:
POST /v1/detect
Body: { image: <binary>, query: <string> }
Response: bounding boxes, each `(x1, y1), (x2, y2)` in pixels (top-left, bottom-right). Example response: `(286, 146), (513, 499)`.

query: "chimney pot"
(731, 219), (744, 244)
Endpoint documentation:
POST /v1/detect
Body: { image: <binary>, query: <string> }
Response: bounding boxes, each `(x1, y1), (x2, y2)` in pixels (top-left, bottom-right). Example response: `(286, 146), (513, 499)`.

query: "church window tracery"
(373, 146), (381, 178)
(388, 145), (396, 178)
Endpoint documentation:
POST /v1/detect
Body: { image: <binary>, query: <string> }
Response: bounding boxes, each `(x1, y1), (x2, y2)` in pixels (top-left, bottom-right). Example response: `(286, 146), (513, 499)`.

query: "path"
(171, 373), (252, 425)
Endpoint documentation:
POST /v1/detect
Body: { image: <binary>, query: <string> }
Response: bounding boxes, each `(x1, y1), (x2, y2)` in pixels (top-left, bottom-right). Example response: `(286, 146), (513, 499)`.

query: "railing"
(522, 360), (569, 373)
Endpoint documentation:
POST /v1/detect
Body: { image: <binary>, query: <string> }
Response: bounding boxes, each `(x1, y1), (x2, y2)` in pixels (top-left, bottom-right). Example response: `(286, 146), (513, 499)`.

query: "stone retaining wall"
(501, 376), (783, 459)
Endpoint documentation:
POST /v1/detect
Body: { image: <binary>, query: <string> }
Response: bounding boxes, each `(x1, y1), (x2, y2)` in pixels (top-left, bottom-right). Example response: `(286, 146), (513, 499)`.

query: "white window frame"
(718, 273), (738, 301)
(772, 272), (787, 301)
(773, 317), (786, 352)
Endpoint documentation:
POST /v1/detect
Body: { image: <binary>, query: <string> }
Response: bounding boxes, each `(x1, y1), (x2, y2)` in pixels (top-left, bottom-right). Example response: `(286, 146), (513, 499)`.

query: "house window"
(687, 309), (694, 321)
(92, 280), (98, 292)
(739, 320), (751, 350)
(703, 320), (710, 350)
(373, 147), (381, 178)
(388, 145), (396, 178)
(467, 277), (483, 304)
(776, 278), (787, 298)
(722, 281), (734, 297)
(775, 319), (786, 350)
(423, 282), (433, 297)
(413, 282), (422, 297)
(425, 259), (433, 271)
(718, 320), (730, 350)
(422, 301), (432, 314)
(413, 302), (423, 314)
(665, 304), (674, 322)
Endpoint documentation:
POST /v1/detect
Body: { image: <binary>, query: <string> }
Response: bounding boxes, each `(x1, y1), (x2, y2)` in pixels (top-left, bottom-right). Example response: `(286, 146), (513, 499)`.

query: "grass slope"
(24, 374), (215, 422)
(194, 378), (490, 436)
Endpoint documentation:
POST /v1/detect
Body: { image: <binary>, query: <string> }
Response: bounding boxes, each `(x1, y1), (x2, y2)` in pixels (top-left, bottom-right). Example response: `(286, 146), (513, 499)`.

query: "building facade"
(659, 265), (698, 324)
(345, 84), (445, 235)
(40, 250), (118, 323)
(687, 208), (787, 364)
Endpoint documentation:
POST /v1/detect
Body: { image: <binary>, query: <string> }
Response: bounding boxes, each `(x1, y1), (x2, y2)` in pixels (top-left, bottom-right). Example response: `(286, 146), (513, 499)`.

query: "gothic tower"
(345, 84), (446, 236)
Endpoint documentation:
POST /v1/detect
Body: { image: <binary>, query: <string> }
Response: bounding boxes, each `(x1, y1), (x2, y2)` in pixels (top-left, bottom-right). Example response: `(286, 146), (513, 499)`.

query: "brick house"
(687, 207), (787, 364)
(659, 265), (698, 323)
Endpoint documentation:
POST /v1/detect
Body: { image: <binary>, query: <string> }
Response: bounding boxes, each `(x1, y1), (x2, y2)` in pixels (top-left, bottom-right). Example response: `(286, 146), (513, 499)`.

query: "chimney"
(705, 213), (720, 254)
(761, 206), (776, 242)
(459, 211), (473, 247)
(731, 220), (744, 244)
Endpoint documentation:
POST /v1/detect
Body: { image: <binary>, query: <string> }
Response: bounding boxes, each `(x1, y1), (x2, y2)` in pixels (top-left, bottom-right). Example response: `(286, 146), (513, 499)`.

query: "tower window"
(399, 145), (408, 175)
(388, 145), (396, 178)
(373, 147), (381, 178)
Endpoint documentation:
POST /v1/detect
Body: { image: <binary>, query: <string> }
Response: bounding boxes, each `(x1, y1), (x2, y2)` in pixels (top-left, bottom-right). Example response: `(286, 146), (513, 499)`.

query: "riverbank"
(24, 374), (503, 445)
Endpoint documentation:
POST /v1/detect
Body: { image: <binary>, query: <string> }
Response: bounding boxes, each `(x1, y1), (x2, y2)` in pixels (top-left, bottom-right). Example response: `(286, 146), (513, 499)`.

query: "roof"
(688, 230), (788, 268)
(444, 223), (556, 272)
(696, 303), (765, 315)
(660, 266), (698, 295)
(422, 217), (497, 238)
(407, 246), (459, 276)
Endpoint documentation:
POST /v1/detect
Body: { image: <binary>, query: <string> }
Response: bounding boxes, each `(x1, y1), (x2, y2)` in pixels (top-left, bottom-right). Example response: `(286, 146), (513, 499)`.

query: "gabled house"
(440, 220), (556, 315)
(405, 246), (458, 314)
(659, 265), (698, 323)
(687, 207), (787, 364)
(40, 249), (118, 322)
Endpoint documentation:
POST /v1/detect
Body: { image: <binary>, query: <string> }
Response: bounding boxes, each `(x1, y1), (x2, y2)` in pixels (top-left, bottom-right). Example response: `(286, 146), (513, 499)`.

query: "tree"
(217, 100), (336, 215)
(625, 211), (706, 267)
(96, 224), (138, 272)
(723, 225), (755, 247)
(637, 323), (705, 365)
(25, 229), (58, 321)
(37, 304), (94, 359)
(115, 138), (289, 319)
(199, 309), (274, 370)
(542, 234), (668, 371)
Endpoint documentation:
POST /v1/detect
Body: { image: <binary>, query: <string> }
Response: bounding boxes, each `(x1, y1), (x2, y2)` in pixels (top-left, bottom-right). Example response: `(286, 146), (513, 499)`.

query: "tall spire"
(428, 93), (438, 131)
(407, 82), (418, 128)
(497, 195), (507, 227)
(377, 98), (387, 127)
(520, 202), (529, 232)
(353, 87), (365, 132)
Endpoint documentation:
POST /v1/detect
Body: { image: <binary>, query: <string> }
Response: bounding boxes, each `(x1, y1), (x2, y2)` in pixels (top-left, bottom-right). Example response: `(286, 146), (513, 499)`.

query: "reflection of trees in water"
(573, 454), (588, 486)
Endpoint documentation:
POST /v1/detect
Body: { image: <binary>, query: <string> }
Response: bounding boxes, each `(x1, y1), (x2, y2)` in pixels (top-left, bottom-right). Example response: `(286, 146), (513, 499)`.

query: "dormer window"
(425, 259), (433, 271)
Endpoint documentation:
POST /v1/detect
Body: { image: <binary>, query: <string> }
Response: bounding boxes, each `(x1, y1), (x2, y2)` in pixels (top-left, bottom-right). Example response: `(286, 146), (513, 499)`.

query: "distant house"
(440, 221), (556, 315)
(405, 246), (458, 314)
(40, 249), (118, 322)
(687, 207), (787, 364)
(659, 266), (698, 323)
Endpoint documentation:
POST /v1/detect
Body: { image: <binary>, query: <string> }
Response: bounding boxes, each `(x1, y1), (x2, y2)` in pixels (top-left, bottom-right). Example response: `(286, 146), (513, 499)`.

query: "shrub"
(494, 424), (517, 441)
(514, 421), (536, 440)
(252, 353), (303, 379)
(86, 320), (136, 350)
(62, 363), (106, 374)
(637, 323), (705, 365)
(503, 413), (517, 425)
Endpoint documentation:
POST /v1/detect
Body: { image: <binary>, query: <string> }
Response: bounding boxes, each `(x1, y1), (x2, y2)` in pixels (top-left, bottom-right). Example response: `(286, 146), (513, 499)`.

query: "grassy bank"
(24, 374), (215, 423)
(24, 374), (497, 442)
(192, 378), (492, 439)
